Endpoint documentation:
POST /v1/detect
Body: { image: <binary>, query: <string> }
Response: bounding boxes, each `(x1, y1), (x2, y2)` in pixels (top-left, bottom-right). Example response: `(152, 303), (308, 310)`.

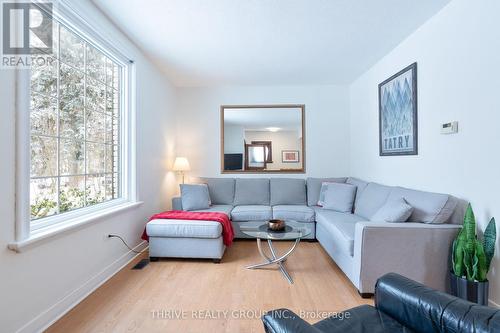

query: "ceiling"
(92, 0), (450, 87)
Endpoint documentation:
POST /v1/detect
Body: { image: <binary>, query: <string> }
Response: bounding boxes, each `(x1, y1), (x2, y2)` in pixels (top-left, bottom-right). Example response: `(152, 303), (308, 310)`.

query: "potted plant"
(451, 204), (496, 305)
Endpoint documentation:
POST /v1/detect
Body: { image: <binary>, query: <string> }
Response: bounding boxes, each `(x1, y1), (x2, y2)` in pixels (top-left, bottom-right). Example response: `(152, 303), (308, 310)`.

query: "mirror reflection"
(222, 105), (305, 173)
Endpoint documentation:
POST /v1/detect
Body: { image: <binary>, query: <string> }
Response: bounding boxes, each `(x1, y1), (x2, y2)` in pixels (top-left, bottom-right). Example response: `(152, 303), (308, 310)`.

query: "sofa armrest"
(262, 309), (322, 333)
(172, 197), (182, 210)
(375, 273), (500, 333)
(353, 221), (461, 293)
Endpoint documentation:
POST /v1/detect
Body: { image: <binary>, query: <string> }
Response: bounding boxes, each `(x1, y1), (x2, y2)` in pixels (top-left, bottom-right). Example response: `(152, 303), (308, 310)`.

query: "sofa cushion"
(231, 205), (272, 221)
(270, 178), (306, 205)
(317, 181), (349, 206)
(146, 219), (222, 239)
(192, 204), (233, 216)
(387, 187), (458, 223)
(323, 183), (357, 213)
(198, 177), (235, 205)
(234, 178), (270, 205)
(371, 197), (413, 223)
(272, 205), (315, 223)
(347, 177), (369, 209)
(180, 184), (211, 211)
(354, 183), (392, 219)
(306, 177), (347, 206)
(314, 208), (368, 256)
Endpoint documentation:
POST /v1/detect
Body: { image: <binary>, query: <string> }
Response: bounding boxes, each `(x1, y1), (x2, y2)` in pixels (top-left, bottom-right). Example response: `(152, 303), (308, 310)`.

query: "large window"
(29, 20), (122, 225)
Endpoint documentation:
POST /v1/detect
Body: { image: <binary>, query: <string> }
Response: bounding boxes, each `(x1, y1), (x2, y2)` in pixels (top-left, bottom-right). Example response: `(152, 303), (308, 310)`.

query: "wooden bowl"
(268, 219), (285, 231)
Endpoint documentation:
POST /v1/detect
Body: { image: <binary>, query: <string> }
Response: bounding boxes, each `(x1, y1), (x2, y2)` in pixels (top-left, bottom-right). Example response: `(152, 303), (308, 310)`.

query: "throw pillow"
(371, 197), (413, 223)
(180, 184), (211, 211)
(322, 183), (357, 213)
(317, 182), (339, 206)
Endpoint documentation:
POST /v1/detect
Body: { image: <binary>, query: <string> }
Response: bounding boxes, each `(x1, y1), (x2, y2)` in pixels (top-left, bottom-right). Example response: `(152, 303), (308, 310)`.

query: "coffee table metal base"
(246, 238), (300, 284)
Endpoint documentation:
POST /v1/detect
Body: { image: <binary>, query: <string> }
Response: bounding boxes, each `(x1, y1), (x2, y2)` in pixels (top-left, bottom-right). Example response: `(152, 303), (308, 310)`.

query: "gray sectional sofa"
(173, 178), (317, 240)
(170, 177), (462, 295)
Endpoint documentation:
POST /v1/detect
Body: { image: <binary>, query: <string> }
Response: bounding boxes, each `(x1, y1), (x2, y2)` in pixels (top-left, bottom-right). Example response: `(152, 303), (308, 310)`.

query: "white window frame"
(9, 1), (140, 251)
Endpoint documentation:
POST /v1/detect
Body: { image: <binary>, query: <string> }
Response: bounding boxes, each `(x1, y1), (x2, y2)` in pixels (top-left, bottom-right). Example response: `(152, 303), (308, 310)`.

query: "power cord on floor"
(108, 234), (148, 254)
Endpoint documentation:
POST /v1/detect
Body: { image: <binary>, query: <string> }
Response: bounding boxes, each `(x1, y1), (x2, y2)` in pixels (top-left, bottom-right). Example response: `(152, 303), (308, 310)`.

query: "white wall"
(0, 1), (177, 332)
(223, 124), (244, 154)
(176, 85), (350, 178)
(349, 0), (500, 306)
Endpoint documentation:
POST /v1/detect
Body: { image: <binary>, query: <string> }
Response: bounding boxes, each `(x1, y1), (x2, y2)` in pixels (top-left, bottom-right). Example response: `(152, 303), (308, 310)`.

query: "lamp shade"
(173, 157), (190, 171)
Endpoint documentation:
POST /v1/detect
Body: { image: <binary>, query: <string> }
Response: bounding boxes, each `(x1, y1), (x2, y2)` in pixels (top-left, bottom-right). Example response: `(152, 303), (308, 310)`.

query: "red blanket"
(142, 210), (234, 246)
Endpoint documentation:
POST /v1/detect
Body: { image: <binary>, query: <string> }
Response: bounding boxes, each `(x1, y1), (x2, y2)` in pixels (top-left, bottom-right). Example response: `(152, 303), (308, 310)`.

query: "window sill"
(8, 201), (144, 252)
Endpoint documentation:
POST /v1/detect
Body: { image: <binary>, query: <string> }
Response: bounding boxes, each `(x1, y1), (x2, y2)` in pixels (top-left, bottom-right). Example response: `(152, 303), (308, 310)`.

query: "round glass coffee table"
(240, 220), (311, 284)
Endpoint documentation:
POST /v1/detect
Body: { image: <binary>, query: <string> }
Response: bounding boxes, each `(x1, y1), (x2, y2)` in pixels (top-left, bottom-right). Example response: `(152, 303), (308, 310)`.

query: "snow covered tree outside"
(30, 20), (121, 221)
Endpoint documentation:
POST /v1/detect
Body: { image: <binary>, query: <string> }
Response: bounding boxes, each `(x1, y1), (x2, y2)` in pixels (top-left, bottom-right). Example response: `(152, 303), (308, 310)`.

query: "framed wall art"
(379, 62), (418, 156)
(282, 150), (299, 163)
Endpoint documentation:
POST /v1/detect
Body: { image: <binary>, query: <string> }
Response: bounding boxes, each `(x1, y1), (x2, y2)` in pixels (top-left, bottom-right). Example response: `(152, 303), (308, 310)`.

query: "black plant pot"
(450, 272), (489, 305)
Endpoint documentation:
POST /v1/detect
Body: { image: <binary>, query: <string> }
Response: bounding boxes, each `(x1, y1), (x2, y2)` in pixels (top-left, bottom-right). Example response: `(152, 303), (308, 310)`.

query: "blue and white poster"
(379, 63), (418, 156)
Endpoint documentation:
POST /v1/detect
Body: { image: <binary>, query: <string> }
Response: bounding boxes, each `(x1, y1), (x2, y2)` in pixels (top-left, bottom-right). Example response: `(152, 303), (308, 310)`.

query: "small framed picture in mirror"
(282, 150), (299, 163)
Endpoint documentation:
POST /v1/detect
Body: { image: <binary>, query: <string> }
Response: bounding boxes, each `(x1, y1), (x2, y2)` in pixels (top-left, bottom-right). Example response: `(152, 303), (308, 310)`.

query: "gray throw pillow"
(180, 184), (211, 211)
(371, 197), (413, 223)
(317, 181), (342, 206)
(322, 183), (357, 213)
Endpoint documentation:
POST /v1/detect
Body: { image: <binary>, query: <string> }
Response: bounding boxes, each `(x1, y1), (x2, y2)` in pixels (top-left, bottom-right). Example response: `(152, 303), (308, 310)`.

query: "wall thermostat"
(441, 121), (458, 134)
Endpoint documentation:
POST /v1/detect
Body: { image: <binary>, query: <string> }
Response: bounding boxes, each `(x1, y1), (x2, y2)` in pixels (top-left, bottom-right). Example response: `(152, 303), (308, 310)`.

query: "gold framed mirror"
(221, 104), (305, 173)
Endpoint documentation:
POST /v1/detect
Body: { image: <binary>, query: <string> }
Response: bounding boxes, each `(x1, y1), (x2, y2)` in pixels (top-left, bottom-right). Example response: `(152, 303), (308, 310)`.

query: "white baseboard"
(16, 241), (148, 333)
(489, 299), (500, 308)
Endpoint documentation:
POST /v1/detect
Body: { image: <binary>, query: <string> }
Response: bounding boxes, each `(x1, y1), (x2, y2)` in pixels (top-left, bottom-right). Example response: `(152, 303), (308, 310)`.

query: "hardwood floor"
(47, 240), (373, 333)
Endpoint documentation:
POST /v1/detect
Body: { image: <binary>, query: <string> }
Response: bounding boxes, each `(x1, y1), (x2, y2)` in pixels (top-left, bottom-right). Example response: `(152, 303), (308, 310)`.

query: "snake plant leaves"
(464, 204), (476, 253)
(453, 226), (466, 277)
(484, 217), (496, 271)
(472, 252), (479, 281)
(452, 239), (458, 275)
(453, 238), (465, 277)
(451, 204), (494, 282)
(464, 249), (474, 281)
(475, 240), (488, 282)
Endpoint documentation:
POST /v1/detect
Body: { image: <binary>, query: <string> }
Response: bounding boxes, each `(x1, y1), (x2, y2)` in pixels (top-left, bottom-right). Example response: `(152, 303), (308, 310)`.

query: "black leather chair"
(262, 273), (500, 333)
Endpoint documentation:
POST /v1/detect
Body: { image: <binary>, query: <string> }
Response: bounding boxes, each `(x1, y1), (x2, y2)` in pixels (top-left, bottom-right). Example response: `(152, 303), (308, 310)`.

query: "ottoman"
(146, 219), (226, 263)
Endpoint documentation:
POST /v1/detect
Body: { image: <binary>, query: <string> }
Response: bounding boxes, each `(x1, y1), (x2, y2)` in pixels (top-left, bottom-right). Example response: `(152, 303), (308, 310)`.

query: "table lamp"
(173, 157), (190, 184)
